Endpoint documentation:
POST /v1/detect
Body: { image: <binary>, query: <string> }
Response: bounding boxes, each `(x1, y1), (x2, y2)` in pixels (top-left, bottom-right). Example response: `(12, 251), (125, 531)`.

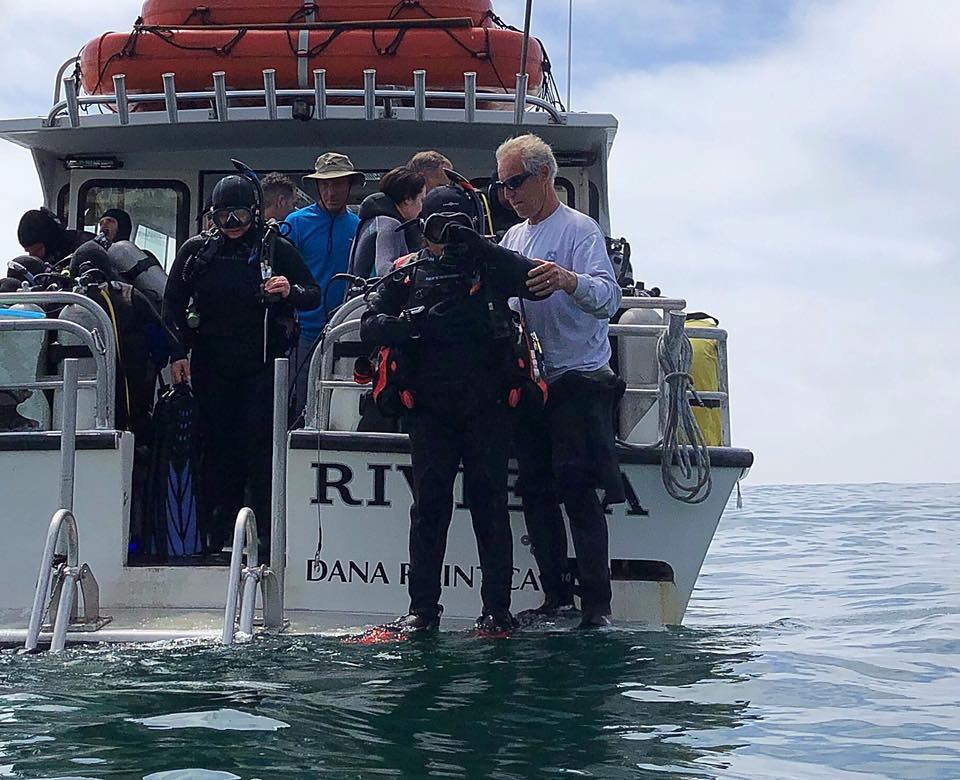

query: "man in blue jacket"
(285, 152), (364, 413)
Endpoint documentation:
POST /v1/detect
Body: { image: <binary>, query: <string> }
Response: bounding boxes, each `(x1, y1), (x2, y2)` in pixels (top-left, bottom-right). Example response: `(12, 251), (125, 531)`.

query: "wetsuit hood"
(357, 192), (403, 222)
(17, 208), (66, 251)
(102, 208), (132, 242)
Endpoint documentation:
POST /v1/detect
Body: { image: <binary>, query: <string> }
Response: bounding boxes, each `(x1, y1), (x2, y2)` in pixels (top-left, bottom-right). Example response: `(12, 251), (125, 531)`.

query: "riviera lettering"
(311, 462), (649, 517)
(306, 559), (542, 591)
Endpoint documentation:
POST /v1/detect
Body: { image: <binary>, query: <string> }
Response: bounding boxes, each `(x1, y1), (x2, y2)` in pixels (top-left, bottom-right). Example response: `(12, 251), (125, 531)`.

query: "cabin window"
(77, 180), (190, 271)
(589, 182), (601, 222)
(57, 185), (70, 223)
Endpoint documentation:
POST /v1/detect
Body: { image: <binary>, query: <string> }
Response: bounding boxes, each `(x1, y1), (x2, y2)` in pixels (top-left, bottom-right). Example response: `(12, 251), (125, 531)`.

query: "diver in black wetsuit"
(162, 174), (320, 554)
(360, 184), (543, 634)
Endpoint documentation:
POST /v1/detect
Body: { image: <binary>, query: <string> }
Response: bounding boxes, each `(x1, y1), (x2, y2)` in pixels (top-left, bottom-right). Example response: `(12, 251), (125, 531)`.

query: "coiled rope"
(657, 313), (712, 503)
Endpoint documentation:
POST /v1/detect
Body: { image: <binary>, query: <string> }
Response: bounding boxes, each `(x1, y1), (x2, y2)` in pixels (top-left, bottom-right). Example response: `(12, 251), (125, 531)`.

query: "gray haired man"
(496, 133), (624, 628)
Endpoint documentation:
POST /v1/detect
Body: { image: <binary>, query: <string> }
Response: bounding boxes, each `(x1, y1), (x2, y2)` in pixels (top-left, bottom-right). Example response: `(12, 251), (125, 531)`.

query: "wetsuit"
(360, 236), (538, 622)
(163, 228), (320, 550)
(348, 192), (421, 280)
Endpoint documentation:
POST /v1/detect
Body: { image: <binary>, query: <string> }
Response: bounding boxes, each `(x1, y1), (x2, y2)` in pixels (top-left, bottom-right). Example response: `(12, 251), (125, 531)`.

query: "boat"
(0, 0), (752, 649)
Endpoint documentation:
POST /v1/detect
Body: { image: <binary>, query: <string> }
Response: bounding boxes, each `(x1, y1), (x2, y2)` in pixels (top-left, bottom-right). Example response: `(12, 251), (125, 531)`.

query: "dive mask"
(421, 211), (474, 244)
(212, 207), (254, 229)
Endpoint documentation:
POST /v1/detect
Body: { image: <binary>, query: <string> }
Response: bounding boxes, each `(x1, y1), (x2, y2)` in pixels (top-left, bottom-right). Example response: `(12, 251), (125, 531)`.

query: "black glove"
(443, 223), (486, 251)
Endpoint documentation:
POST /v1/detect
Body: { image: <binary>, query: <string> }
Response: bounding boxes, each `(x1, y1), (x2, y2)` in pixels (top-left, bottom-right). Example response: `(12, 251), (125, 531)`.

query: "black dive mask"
(421, 212), (474, 244)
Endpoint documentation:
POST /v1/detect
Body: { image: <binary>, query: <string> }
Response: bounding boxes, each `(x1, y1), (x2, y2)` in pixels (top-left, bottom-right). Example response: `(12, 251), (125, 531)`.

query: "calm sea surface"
(1, 482), (958, 779)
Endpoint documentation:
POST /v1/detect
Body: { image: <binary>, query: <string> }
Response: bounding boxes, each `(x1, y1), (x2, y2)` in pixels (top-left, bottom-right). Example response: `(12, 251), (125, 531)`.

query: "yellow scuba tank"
(684, 313), (723, 447)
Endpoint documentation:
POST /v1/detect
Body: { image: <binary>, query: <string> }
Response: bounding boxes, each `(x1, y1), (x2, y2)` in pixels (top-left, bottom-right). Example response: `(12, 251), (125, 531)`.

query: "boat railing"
(0, 294), (116, 430)
(303, 296), (732, 446)
(46, 68), (564, 129)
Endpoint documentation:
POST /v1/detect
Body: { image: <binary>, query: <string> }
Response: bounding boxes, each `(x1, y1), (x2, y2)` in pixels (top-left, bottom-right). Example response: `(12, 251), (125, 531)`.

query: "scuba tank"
(616, 294), (663, 444)
(107, 240), (168, 309)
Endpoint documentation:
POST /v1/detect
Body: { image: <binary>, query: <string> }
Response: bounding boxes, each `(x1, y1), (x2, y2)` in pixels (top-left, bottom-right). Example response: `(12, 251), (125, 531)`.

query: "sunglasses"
(421, 212), (473, 244)
(212, 207), (254, 229)
(494, 171), (534, 191)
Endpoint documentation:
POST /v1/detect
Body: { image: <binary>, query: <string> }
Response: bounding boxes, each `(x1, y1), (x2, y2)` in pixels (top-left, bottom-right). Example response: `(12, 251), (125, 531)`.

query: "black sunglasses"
(494, 171), (534, 191)
(212, 207), (254, 229)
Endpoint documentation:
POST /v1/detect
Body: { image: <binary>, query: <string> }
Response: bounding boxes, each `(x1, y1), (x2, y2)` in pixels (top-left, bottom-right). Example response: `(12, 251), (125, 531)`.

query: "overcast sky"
(1, 0), (957, 486)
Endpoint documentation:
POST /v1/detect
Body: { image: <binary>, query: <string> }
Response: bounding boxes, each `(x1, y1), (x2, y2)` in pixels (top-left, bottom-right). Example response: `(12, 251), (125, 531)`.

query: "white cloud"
(0, 0), (956, 484)
(580, 0), (960, 483)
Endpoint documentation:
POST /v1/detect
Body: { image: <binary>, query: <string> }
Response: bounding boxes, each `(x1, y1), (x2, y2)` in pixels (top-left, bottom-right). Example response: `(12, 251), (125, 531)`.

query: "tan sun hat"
(303, 152), (365, 185)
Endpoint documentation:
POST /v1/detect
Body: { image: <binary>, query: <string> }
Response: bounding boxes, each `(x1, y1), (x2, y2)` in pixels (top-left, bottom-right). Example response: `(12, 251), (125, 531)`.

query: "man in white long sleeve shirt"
(497, 134), (624, 629)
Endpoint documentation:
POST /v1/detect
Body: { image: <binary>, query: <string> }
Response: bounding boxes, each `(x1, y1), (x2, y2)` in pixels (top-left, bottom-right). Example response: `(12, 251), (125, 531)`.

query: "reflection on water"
(0, 483), (958, 779)
(0, 629), (754, 779)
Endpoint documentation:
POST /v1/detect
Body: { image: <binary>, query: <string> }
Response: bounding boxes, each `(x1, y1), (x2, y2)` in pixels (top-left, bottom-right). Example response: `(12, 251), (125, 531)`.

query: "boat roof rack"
(46, 68), (564, 130)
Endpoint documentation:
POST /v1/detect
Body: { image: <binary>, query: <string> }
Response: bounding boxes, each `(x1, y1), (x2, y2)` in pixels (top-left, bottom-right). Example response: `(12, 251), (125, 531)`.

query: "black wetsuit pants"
(406, 395), (514, 619)
(514, 377), (615, 615)
(192, 358), (274, 552)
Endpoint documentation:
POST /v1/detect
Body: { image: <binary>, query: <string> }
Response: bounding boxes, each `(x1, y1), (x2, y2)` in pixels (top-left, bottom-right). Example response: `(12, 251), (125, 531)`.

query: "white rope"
(657, 327), (712, 503)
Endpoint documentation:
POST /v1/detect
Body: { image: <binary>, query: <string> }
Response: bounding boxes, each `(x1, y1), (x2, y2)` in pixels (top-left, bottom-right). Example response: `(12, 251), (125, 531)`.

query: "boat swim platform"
(0, 608), (531, 648)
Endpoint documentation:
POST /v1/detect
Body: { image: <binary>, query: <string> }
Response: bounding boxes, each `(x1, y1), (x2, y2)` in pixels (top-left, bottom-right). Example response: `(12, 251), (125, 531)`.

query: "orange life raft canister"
(80, 26), (543, 96)
(140, 0), (496, 27)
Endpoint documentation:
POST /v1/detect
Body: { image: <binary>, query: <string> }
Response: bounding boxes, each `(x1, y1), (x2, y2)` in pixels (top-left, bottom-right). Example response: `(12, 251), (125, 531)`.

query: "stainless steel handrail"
(0, 292), (117, 398)
(302, 295), (733, 445)
(0, 318), (113, 429)
(47, 81), (564, 127)
(24, 509), (79, 653)
(305, 320), (361, 431)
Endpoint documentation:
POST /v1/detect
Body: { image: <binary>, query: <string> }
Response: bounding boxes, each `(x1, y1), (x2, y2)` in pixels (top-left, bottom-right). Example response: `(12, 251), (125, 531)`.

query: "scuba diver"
(360, 182), (545, 635)
(17, 208), (93, 265)
(162, 170), (320, 555)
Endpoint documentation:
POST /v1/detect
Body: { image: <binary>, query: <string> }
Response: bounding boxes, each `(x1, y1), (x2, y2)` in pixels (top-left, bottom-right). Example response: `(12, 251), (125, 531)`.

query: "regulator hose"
(657, 317), (712, 503)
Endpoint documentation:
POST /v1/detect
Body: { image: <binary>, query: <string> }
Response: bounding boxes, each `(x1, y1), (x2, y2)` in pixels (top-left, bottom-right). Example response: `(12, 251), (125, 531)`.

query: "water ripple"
(0, 483), (955, 778)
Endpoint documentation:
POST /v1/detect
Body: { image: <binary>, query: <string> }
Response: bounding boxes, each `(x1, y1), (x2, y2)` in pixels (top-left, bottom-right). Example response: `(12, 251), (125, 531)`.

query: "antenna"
(566, 0), (573, 109)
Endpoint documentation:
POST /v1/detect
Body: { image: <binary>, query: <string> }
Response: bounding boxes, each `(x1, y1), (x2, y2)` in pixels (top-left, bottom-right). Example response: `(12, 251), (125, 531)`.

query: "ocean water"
(1, 482), (958, 779)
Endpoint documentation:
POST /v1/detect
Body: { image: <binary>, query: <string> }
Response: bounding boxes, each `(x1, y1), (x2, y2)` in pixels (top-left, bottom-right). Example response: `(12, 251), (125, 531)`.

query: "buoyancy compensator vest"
(360, 249), (545, 417)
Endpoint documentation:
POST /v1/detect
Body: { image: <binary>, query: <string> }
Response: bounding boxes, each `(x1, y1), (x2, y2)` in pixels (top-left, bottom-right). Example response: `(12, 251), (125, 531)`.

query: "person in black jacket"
(17, 208), (93, 266)
(348, 166), (425, 280)
(163, 174), (320, 554)
(360, 184), (543, 634)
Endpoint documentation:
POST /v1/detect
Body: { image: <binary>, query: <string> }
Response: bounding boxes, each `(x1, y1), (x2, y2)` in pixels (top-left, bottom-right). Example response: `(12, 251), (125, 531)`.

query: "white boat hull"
(0, 431), (751, 637)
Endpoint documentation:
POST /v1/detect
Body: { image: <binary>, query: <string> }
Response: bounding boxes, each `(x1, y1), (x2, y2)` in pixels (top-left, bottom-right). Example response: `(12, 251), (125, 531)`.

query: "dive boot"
(386, 609), (442, 635)
(517, 598), (580, 625)
(577, 610), (613, 630)
(472, 611), (519, 637)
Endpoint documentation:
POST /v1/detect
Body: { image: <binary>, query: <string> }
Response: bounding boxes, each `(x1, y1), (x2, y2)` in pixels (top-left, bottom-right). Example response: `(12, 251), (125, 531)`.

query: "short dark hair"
(261, 172), (296, 200)
(379, 167), (426, 205)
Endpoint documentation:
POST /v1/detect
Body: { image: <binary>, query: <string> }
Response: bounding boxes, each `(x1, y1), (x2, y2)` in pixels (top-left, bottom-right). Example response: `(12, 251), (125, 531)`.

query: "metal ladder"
(221, 359), (289, 645)
(221, 508), (284, 645)
(23, 359), (110, 653)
